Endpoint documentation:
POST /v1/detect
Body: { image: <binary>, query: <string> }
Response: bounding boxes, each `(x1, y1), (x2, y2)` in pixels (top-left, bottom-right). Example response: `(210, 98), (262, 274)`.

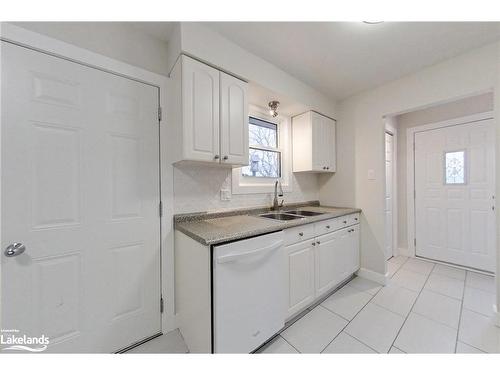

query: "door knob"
(4, 243), (26, 257)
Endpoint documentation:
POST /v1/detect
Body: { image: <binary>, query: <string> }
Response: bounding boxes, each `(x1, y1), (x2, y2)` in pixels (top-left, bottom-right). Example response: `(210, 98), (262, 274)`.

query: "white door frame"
(385, 124), (398, 259)
(0, 23), (176, 333)
(406, 111), (494, 259)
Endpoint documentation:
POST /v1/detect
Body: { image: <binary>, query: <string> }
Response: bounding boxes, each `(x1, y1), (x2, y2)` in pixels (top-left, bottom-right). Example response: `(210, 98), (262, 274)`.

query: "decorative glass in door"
(445, 150), (465, 184)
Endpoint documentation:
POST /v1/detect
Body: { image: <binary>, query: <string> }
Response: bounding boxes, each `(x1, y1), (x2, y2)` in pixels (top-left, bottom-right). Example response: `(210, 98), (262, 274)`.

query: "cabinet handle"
(326, 166), (330, 170)
(298, 232), (304, 237)
(223, 155), (229, 160)
(214, 155), (220, 160)
(343, 220), (347, 224)
(326, 225), (330, 229)
(312, 242), (316, 246)
(355, 217), (358, 221)
(316, 241), (321, 245)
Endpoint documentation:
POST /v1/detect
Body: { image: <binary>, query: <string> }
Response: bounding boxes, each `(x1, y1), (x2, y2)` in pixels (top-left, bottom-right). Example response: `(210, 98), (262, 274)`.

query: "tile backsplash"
(173, 164), (319, 214)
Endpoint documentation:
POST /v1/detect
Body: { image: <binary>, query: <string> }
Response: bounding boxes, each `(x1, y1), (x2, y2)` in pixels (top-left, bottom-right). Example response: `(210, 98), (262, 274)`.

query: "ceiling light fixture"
(268, 100), (280, 118)
(362, 21), (384, 24)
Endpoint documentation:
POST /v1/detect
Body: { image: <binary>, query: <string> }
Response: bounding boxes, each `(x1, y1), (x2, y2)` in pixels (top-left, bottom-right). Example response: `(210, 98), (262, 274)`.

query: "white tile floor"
(127, 258), (498, 354)
(259, 256), (500, 354)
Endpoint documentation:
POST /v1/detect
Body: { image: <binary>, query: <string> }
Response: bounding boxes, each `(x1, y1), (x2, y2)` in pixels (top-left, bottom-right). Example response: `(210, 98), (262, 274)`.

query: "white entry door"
(1, 42), (161, 352)
(385, 132), (394, 260)
(414, 118), (495, 272)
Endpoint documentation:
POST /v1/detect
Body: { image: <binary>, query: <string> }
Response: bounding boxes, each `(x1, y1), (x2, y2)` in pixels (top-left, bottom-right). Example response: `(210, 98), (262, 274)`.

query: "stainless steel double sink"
(258, 209), (326, 221)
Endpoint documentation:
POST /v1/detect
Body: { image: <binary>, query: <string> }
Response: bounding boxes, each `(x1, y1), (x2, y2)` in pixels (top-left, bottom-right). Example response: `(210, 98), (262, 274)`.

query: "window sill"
(231, 174), (292, 195)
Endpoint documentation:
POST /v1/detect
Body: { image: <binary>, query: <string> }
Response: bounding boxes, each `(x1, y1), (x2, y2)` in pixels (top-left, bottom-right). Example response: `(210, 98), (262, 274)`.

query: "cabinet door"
(324, 116), (336, 172)
(311, 112), (327, 171)
(182, 56), (220, 162)
(346, 225), (360, 274)
(314, 232), (344, 296)
(220, 72), (249, 166)
(286, 240), (316, 318)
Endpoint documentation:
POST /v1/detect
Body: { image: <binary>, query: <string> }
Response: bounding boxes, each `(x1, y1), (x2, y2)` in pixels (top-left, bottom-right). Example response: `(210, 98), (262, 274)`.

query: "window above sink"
(232, 105), (293, 195)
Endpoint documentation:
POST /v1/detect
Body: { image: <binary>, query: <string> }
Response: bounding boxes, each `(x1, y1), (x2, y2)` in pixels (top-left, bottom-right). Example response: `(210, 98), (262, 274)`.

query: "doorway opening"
(384, 123), (397, 261)
(386, 92), (496, 274)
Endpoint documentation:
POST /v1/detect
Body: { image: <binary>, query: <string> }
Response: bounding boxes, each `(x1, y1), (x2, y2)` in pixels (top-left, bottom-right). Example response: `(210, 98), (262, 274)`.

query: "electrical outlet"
(220, 189), (231, 201)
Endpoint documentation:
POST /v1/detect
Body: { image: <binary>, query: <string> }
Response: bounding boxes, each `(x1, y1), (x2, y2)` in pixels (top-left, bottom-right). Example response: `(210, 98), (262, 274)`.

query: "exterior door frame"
(406, 111), (494, 260)
(0, 23), (175, 334)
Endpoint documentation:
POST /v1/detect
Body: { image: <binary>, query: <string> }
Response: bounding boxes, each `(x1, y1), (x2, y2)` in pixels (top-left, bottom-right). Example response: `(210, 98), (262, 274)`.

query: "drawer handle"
(326, 225), (330, 229)
(343, 220), (347, 224)
(355, 217), (358, 221)
(299, 232), (304, 237)
(316, 241), (321, 245)
(312, 242), (316, 246)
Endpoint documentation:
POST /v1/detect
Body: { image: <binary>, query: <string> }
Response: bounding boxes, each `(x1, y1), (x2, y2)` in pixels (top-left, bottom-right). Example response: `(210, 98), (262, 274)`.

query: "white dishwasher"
(213, 231), (286, 353)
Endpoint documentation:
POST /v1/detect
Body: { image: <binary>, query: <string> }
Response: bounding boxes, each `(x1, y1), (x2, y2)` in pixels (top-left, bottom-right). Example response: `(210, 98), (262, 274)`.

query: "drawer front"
(338, 215), (350, 228)
(314, 218), (342, 236)
(284, 223), (315, 245)
(347, 213), (360, 226)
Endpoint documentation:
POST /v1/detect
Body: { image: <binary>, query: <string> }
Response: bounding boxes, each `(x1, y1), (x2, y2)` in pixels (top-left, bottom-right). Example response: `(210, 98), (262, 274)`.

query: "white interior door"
(385, 132), (394, 260)
(1, 42), (161, 352)
(414, 119), (496, 272)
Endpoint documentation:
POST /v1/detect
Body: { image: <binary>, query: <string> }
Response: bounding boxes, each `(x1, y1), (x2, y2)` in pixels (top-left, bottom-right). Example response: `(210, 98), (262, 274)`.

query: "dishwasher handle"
(216, 240), (284, 264)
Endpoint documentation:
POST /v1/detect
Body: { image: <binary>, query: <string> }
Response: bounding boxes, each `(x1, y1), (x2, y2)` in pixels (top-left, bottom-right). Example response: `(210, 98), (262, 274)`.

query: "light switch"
(367, 169), (375, 180)
(220, 189), (231, 201)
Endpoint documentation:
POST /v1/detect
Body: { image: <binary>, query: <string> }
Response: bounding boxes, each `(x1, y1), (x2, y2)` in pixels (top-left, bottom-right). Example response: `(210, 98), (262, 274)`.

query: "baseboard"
(356, 267), (388, 286)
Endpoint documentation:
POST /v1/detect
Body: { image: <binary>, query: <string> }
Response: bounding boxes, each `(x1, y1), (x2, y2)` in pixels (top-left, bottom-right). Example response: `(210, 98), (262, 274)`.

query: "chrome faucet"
(273, 180), (284, 211)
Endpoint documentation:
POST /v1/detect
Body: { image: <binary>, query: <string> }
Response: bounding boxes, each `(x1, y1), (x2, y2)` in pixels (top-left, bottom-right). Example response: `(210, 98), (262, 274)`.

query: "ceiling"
(203, 22), (500, 100)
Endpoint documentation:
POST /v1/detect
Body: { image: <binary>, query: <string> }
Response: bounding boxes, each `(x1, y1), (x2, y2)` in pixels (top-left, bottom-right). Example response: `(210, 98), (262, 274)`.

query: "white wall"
(396, 92), (494, 251)
(9, 22), (170, 76)
(173, 164), (319, 214)
(320, 42), (500, 279)
(174, 22), (337, 119)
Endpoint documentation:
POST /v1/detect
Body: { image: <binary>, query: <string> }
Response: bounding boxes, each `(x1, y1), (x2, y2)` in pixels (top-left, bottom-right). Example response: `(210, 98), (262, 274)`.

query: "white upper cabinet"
(292, 111), (336, 173)
(169, 55), (249, 167)
(220, 72), (249, 166)
(181, 56), (220, 162)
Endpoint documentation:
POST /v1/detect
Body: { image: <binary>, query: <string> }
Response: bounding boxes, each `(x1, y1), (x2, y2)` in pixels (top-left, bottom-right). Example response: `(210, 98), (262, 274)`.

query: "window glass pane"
(249, 117), (277, 148)
(445, 151), (465, 184)
(241, 148), (281, 178)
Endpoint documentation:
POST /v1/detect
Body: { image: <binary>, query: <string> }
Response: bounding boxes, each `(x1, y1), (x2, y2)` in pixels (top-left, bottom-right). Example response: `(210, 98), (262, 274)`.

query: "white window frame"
(232, 104), (293, 194)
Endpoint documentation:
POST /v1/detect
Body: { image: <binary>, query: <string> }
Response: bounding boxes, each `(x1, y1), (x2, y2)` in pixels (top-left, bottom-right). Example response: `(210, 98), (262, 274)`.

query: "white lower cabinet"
(315, 231), (344, 297)
(286, 240), (316, 317)
(286, 220), (360, 319)
(345, 225), (360, 274)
